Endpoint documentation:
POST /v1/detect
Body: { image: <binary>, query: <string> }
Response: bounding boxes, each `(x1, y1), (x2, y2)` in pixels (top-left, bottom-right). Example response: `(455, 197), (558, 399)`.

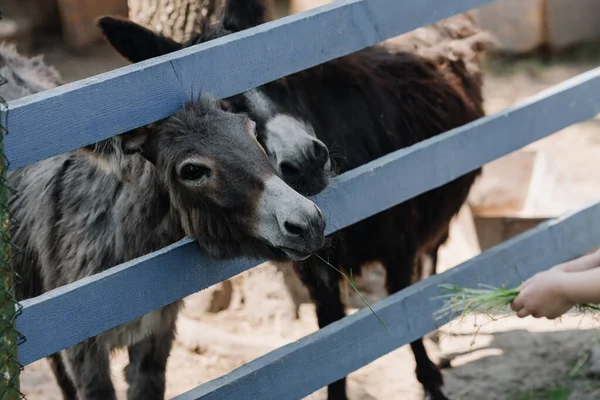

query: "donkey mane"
(380, 13), (497, 89)
(81, 97), (222, 173)
(379, 13), (496, 114)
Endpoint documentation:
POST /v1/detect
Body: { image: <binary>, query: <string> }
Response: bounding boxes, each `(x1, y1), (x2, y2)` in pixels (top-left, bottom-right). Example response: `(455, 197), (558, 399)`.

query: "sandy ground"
(14, 39), (600, 400)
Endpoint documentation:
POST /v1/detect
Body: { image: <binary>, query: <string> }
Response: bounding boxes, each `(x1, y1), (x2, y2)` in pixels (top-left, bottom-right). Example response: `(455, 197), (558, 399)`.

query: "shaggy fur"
(380, 13), (496, 90)
(0, 44), (62, 102)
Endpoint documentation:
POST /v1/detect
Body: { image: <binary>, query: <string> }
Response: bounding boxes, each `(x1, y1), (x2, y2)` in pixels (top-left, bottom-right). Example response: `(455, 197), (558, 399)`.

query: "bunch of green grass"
(434, 283), (600, 321)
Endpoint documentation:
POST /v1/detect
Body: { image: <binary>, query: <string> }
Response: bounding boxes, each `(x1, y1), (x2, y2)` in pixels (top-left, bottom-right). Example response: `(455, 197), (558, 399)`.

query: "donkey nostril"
(284, 220), (306, 237)
(279, 161), (301, 179)
(312, 141), (329, 167)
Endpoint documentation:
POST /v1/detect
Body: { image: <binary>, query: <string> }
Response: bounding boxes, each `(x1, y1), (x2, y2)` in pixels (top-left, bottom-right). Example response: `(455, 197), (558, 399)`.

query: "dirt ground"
(15, 39), (600, 400)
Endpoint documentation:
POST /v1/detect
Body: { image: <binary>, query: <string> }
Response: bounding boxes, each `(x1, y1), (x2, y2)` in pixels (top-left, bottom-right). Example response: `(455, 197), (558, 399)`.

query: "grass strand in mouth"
(434, 283), (600, 321)
(313, 254), (389, 331)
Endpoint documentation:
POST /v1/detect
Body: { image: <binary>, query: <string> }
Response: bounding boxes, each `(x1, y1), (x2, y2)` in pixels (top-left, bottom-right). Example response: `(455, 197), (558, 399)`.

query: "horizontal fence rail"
(3, 0), (496, 170)
(175, 201), (600, 399)
(17, 66), (600, 366)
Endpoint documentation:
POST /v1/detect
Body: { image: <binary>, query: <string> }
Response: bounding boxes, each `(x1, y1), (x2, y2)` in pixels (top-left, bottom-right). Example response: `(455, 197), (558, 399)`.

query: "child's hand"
(510, 269), (575, 319)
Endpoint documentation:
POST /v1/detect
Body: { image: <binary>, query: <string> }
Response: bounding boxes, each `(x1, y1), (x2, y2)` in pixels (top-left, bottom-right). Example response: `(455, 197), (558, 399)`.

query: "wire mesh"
(0, 8), (25, 400)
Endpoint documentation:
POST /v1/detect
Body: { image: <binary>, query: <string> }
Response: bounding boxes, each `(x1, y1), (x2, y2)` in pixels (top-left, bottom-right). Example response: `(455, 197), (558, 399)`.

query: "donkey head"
(98, 9), (332, 196)
(218, 88), (331, 196)
(113, 98), (326, 261)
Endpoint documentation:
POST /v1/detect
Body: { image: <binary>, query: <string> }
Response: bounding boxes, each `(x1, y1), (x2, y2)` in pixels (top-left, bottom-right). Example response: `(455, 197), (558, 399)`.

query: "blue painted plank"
(174, 202), (600, 400)
(17, 67), (600, 365)
(17, 238), (266, 365)
(3, 0), (496, 170)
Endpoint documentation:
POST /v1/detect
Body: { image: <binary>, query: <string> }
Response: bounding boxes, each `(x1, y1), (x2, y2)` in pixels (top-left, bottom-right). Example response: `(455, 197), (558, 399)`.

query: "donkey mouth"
(277, 247), (312, 262)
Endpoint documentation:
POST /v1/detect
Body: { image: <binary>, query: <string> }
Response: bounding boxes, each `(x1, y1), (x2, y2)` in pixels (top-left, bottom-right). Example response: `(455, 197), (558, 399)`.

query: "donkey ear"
(222, 0), (272, 32)
(97, 16), (183, 63)
(218, 99), (234, 112)
(120, 128), (150, 154)
(120, 128), (159, 164)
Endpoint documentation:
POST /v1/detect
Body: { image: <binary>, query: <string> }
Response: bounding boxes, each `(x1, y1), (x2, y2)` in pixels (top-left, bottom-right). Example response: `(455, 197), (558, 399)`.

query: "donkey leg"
(423, 239), (454, 370)
(125, 306), (178, 400)
(418, 232), (448, 282)
(295, 262), (348, 400)
(386, 245), (449, 400)
(410, 340), (448, 400)
(61, 340), (116, 400)
(420, 234), (455, 370)
(48, 353), (78, 400)
(420, 245), (442, 346)
(124, 329), (175, 400)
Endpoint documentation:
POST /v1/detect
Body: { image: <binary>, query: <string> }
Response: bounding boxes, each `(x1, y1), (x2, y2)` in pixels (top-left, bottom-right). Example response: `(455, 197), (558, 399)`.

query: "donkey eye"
(179, 164), (212, 181)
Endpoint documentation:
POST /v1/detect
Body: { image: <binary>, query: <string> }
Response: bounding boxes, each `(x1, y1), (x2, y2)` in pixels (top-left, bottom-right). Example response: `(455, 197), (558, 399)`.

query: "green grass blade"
(313, 254), (389, 331)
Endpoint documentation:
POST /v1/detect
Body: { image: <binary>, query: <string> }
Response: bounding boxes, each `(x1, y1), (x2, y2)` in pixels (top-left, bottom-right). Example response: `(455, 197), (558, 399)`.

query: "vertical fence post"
(0, 10), (21, 400)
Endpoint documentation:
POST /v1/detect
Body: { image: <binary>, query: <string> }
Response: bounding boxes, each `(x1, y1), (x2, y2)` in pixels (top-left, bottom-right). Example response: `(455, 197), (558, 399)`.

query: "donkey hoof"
(424, 390), (450, 400)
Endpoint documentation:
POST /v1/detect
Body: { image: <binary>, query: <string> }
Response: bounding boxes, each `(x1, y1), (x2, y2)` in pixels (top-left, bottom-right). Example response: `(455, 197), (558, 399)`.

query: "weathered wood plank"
(16, 67), (600, 365)
(3, 0), (496, 170)
(175, 201), (600, 400)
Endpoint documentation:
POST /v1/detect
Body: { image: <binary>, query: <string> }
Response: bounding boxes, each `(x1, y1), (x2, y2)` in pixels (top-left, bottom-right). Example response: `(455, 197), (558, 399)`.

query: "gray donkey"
(3, 42), (326, 399)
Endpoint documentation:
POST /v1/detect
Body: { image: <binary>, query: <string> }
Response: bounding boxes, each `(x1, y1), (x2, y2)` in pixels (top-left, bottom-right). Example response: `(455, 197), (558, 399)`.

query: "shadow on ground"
(440, 326), (600, 400)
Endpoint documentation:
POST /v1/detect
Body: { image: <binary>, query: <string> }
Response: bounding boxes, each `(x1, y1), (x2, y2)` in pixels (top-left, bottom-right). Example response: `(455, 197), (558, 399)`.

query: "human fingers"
(511, 293), (525, 311)
(516, 307), (531, 318)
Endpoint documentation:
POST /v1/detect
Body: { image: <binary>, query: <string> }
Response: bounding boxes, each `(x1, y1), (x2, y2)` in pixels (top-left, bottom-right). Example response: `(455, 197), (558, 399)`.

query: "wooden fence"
(5, 0), (600, 398)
